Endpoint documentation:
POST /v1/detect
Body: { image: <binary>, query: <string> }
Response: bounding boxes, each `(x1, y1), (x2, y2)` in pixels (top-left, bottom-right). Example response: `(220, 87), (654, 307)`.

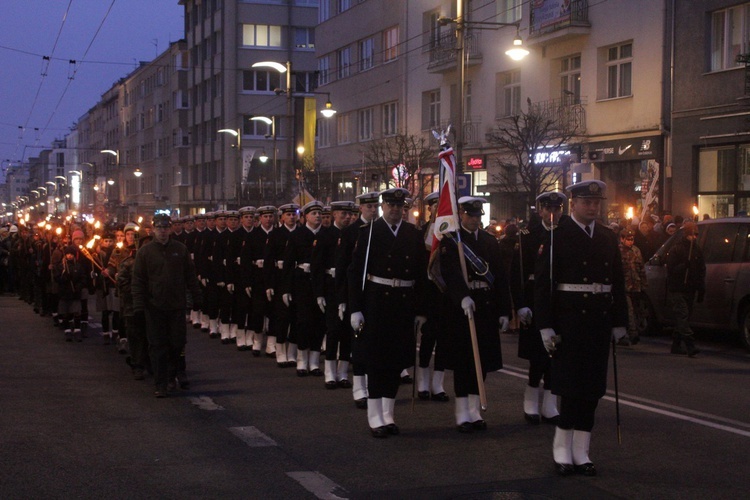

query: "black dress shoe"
(209, 332), (219, 339)
(417, 390), (430, 400)
(252, 350), (261, 357)
(355, 398), (367, 409)
(385, 423), (399, 435)
(325, 381), (338, 390)
(154, 389), (168, 398)
(524, 413), (541, 425)
(221, 338), (231, 345)
(192, 323), (201, 329)
(277, 362), (286, 368)
(296, 369), (308, 377)
(457, 422), (474, 433)
(370, 426), (388, 438)
(541, 415), (560, 425)
(574, 462), (597, 476)
(338, 379), (352, 389)
(471, 419), (487, 431)
(430, 392), (450, 402)
(265, 352), (276, 358)
(310, 368), (323, 376)
(400, 375), (413, 384)
(284, 361), (297, 368)
(201, 327), (209, 333)
(555, 462), (575, 476)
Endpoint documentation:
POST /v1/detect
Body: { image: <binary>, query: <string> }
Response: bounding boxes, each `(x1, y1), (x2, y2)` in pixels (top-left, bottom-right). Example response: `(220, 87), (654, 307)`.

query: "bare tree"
(361, 134), (436, 196)
(487, 98), (584, 211)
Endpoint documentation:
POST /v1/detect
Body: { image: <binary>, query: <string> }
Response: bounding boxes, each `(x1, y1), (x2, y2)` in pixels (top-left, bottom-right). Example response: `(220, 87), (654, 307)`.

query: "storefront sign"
(467, 156), (485, 170)
(587, 136), (663, 162)
(534, 148), (573, 165)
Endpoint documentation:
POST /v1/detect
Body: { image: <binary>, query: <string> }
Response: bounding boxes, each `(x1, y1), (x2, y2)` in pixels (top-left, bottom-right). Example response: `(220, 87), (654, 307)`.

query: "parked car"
(643, 217), (750, 351)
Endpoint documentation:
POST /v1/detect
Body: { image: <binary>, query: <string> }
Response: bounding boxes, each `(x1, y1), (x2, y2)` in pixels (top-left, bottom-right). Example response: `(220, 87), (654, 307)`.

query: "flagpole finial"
(432, 124), (452, 148)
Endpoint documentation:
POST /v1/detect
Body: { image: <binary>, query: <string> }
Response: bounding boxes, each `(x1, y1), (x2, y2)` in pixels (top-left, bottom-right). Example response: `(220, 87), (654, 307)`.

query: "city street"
(1, 295), (748, 499)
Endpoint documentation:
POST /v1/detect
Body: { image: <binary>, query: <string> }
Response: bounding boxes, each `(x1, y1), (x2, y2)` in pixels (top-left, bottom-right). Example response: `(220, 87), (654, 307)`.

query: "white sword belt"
(557, 283), (612, 294)
(367, 274), (415, 288)
(325, 268), (336, 277)
(297, 263), (311, 273)
(468, 280), (490, 290)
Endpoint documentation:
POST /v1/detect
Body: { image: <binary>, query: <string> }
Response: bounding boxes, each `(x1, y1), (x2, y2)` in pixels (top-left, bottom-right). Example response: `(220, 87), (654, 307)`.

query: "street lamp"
(218, 128), (241, 208)
(251, 116), (278, 195)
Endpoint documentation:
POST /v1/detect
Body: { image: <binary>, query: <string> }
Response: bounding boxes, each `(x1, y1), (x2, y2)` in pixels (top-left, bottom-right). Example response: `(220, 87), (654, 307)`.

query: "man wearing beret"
(439, 196), (511, 432)
(534, 180), (628, 476)
(510, 191), (567, 425)
(348, 188), (427, 438)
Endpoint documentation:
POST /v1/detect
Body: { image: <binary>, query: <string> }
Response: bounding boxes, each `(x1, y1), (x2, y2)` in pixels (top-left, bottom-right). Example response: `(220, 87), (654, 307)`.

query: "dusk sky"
(0, 1), (184, 178)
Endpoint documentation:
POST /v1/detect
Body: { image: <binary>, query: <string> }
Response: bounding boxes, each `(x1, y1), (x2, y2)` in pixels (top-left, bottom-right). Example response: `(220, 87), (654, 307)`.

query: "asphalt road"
(1, 295), (748, 499)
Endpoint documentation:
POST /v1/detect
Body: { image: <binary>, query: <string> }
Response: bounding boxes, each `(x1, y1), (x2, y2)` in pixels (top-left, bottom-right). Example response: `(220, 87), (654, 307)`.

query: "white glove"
(236, 257), (241, 265)
(226, 283), (234, 293)
(216, 281), (225, 288)
(461, 296), (475, 318)
(517, 307), (533, 325)
(201, 278), (207, 287)
(245, 287), (252, 298)
(90, 271), (97, 279)
(499, 316), (510, 332)
(317, 297), (326, 313)
(207, 255), (213, 261)
(540, 328), (557, 354)
(350, 311), (364, 331)
(338, 303), (346, 321)
(612, 327), (628, 341)
(415, 315), (427, 333)
(266, 288), (274, 301)
(282, 293), (292, 307)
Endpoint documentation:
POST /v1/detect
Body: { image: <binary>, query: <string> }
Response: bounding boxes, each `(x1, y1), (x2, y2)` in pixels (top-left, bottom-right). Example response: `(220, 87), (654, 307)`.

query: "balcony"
(528, 96), (587, 134)
(427, 28), (483, 73)
(527, 0), (590, 47)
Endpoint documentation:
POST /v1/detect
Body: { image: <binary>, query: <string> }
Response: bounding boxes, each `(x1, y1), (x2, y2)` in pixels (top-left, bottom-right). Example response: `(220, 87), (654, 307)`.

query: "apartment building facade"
(672, 0), (750, 219)
(179, 0), (320, 210)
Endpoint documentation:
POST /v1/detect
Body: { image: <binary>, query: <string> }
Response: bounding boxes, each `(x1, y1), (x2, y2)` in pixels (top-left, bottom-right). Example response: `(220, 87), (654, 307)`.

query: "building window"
(242, 24), (282, 47)
(422, 90), (441, 130)
(337, 113), (351, 144)
(359, 37), (374, 71)
(383, 26), (399, 62)
(243, 70), (282, 93)
(496, 70), (521, 118)
(339, 0), (351, 14)
(318, 118), (331, 148)
(383, 102), (398, 136)
(560, 54), (581, 102)
(318, 56), (331, 86)
(424, 11), (443, 51)
(294, 27), (315, 49)
(497, 0), (522, 24)
(358, 107), (374, 141)
(711, 4), (750, 71)
(338, 47), (351, 79)
(605, 42), (632, 98)
(293, 71), (318, 93)
(319, 0), (330, 22)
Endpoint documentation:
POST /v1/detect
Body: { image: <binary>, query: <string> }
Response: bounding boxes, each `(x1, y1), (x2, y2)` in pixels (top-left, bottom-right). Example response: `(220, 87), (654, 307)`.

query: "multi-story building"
(178, 0), (320, 210)
(672, 1), (750, 219)
(317, 0), (672, 223)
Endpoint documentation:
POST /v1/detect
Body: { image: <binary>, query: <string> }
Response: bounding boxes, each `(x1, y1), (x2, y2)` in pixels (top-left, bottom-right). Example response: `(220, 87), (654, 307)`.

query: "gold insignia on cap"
(590, 182), (600, 193)
(550, 193), (559, 201)
(395, 190), (404, 199)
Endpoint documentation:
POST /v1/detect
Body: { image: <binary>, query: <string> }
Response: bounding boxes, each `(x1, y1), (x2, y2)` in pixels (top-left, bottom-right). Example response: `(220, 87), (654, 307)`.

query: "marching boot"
(235, 329), (248, 351)
(524, 385), (541, 424)
(80, 320), (89, 338)
(455, 397), (473, 433)
(468, 394), (486, 430)
(220, 323), (231, 344)
(229, 324), (238, 341)
(252, 332), (265, 356)
(553, 427), (575, 476)
(367, 398), (387, 438)
(337, 360), (351, 388)
(200, 313), (210, 332)
(208, 319), (219, 338)
(102, 331), (112, 346)
(682, 335), (701, 357)
(286, 343), (298, 367)
(381, 398), (399, 435)
(296, 349), (309, 376)
(572, 430), (596, 476)
(430, 369), (449, 401)
(309, 350), (322, 376)
(324, 360), (338, 388)
(73, 328), (82, 342)
(400, 368), (413, 384)
(416, 366), (431, 400)
(190, 310), (200, 328)
(352, 375), (368, 409)
(265, 335), (277, 357)
(541, 389), (560, 425)
(670, 333), (687, 354)
(64, 329), (73, 342)
(275, 342), (288, 367)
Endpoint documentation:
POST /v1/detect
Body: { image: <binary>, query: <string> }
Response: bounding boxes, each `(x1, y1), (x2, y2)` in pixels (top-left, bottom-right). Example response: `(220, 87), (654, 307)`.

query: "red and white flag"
(427, 146), (459, 287)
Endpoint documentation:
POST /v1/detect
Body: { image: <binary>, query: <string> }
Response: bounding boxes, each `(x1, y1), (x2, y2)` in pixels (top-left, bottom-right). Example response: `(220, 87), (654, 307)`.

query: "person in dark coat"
(439, 196), (511, 432)
(510, 191), (567, 425)
(665, 222), (705, 357)
(348, 188), (427, 438)
(54, 245), (87, 342)
(534, 180), (628, 477)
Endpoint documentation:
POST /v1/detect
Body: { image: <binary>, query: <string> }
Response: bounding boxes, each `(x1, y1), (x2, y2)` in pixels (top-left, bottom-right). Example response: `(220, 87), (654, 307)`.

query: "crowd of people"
(0, 178), (706, 477)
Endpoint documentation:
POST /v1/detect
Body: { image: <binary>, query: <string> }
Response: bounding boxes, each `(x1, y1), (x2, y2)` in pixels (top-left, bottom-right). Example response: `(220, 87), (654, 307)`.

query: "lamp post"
(439, 1), (529, 170)
(251, 116), (278, 196)
(217, 128), (241, 209)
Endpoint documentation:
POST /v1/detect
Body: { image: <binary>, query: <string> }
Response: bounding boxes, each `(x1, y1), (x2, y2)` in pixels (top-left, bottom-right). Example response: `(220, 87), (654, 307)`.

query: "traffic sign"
(457, 173), (472, 197)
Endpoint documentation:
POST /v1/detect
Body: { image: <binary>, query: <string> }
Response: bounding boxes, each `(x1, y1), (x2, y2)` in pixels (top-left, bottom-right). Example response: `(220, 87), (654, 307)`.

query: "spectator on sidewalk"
(618, 229), (648, 346)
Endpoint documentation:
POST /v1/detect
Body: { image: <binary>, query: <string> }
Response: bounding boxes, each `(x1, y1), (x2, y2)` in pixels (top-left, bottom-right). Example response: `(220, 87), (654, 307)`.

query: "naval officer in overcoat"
(534, 180), (628, 476)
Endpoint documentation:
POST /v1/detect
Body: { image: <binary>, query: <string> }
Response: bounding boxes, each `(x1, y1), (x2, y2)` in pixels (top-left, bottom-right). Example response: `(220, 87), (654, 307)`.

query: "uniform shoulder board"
(519, 228), (530, 235)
